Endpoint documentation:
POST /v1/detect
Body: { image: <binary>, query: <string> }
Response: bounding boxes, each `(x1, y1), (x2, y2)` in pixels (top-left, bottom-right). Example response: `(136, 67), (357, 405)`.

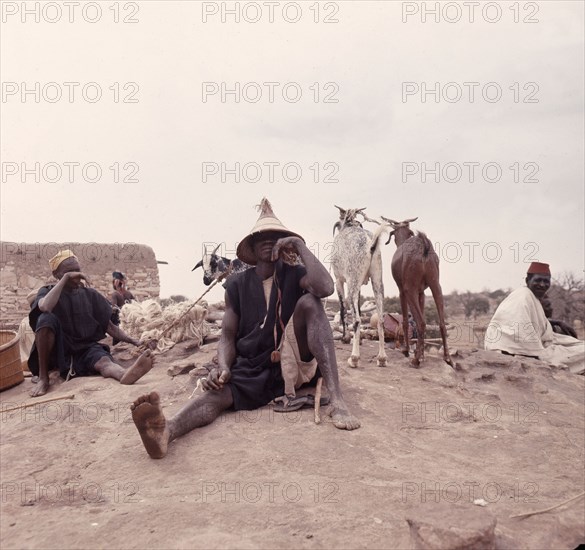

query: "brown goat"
(382, 216), (453, 367)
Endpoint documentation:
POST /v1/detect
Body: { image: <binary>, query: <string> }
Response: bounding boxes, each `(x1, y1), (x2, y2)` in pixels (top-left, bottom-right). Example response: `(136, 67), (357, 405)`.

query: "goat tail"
(417, 231), (433, 257)
(369, 223), (391, 254)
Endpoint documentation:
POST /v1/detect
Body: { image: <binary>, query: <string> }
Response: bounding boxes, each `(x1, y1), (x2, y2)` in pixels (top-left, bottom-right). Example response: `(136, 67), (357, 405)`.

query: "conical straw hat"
(236, 198), (304, 265)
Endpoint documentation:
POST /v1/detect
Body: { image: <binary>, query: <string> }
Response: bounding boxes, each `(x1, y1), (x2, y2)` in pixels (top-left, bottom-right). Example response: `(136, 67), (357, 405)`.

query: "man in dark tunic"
(131, 199), (361, 459)
(28, 250), (154, 397)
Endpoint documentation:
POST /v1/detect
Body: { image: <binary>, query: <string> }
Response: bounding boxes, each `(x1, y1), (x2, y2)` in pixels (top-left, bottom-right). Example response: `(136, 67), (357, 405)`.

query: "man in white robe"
(485, 262), (584, 374)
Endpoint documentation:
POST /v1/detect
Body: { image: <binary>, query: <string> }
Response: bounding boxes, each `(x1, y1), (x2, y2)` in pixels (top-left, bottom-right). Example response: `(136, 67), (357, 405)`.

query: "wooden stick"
(1, 394), (75, 414)
(509, 491), (585, 519)
(314, 377), (323, 424)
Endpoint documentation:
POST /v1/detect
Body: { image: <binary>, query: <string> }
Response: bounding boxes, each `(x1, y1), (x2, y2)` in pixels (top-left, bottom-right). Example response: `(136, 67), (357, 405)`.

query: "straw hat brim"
(236, 218), (304, 265)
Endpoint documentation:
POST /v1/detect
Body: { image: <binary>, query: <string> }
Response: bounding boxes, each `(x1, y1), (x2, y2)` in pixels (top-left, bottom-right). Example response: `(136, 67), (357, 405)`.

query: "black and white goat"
(332, 206), (388, 368)
(192, 245), (250, 285)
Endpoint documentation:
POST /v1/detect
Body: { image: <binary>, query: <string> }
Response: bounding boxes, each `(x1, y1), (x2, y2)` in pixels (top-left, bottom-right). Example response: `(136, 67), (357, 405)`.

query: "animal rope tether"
(125, 272), (229, 355)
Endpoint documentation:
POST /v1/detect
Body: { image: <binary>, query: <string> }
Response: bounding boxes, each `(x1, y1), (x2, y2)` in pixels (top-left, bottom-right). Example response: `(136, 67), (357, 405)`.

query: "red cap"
(527, 262), (551, 275)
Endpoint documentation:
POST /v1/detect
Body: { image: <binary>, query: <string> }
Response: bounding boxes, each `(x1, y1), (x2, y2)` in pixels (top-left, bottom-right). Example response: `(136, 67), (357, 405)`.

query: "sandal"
(273, 394), (330, 413)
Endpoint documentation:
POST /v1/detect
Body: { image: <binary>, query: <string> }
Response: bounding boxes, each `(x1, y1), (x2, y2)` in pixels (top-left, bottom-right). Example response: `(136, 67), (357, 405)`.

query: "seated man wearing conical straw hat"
(28, 250), (155, 397)
(131, 198), (360, 459)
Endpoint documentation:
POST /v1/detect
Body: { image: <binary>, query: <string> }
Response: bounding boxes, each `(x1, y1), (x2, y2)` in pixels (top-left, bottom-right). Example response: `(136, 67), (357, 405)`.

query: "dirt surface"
(1, 339), (584, 550)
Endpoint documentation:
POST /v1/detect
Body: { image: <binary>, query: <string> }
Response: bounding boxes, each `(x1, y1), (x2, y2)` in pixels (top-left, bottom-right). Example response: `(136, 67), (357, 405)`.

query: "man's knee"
(295, 293), (324, 316)
(35, 313), (60, 336)
(294, 294), (335, 348)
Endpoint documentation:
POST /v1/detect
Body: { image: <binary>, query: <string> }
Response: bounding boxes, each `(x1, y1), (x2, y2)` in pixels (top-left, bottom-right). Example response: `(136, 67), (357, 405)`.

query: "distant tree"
(384, 296), (401, 313)
(548, 272), (584, 324)
(461, 292), (490, 319)
(488, 289), (507, 300)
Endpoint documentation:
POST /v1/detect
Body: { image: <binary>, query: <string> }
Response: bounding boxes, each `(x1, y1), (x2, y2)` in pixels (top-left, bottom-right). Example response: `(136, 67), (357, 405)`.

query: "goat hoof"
(341, 336), (351, 344)
(410, 358), (421, 368)
(348, 356), (359, 368)
(376, 357), (387, 368)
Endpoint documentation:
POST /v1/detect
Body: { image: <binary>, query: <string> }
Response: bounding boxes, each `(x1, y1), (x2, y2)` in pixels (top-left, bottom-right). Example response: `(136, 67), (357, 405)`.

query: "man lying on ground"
(484, 262), (584, 374)
(28, 250), (155, 397)
(131, 198), (360, 459)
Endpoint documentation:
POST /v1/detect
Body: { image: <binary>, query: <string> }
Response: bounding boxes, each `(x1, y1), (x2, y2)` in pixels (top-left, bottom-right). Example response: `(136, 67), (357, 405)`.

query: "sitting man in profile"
(484, 262), (584, 374)
(28, 250), (155, 397)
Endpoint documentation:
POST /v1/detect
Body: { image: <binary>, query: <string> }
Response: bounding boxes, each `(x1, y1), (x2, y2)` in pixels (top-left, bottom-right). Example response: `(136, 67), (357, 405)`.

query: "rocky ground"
(1, 337), (584, 549)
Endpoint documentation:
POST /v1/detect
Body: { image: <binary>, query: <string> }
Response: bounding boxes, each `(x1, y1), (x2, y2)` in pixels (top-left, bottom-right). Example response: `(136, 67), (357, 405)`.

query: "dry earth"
(1, 338), (584, 549)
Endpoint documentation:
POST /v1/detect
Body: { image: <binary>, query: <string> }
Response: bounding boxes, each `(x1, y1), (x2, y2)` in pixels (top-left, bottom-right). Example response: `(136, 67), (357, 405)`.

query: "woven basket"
(0, 330), (23, 391)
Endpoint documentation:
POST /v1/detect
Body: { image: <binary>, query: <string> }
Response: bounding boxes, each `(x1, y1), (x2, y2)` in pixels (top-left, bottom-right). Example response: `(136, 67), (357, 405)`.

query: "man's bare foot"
(130, 391), (169, 458)
(30, 378), (49, 397)
(329, 403), (361, 430)
(120, 351), (154, 385)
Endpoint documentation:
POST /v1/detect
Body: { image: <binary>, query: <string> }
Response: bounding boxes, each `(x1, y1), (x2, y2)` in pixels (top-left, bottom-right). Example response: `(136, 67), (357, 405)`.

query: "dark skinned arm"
(109, 291), (123, 307)
(38, 272), (89, 312)
(203, 292), (238, 390)
(106, 321), (141, 346)
(271, 236), (334, 298)
(549, 319), (578, 338)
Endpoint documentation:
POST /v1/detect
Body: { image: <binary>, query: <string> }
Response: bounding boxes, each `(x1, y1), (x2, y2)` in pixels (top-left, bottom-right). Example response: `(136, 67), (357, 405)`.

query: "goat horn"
(192, 260), (203, 271)
(381, 216), (399, 225)
(403, 217), (418, 224)
(212, 243), (222, 255)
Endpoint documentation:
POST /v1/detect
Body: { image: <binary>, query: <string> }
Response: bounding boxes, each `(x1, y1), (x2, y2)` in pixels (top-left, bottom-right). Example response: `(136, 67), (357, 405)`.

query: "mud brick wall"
(0, 242), (160, 326)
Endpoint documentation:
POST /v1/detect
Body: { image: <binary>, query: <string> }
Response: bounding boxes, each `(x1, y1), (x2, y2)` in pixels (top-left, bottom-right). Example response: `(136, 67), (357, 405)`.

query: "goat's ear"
(212, 243), (221, 255)
(333, 221), (341, 236)
(385, 231), (395, 245)
(192, 260), (203, 271)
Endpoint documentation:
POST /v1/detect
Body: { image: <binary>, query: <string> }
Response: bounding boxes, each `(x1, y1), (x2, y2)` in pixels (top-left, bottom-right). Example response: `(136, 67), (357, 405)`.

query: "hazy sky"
(2, 1), (583, 302)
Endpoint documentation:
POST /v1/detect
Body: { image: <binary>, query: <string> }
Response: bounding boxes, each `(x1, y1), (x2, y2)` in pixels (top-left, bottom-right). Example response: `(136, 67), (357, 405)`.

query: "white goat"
(331, 206), (388, 368)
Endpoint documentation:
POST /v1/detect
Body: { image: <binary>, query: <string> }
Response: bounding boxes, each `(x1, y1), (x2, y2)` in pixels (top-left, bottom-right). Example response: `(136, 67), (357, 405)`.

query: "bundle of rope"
(120, 299), (210, 354)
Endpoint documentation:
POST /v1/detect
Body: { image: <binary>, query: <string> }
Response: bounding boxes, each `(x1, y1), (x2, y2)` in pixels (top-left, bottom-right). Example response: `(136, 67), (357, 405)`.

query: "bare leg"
(131, 387), (233, 458)
(31, 327), (54, 397)
(293, 294), (360, 430)
(94, 351), (154, 384)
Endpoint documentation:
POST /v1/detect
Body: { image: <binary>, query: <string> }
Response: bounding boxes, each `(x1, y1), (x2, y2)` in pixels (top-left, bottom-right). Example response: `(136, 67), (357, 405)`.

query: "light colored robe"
(485, 287), (585, 374)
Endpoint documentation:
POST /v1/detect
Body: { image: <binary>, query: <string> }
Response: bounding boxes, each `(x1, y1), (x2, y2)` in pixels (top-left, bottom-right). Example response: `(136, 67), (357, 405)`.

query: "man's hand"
(139, 338), (158, 350)
(550, 319), (578, 338)
(64, 271), (91, 287)
(202, 367), (231, 391)
(271, 236), (303, 263)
